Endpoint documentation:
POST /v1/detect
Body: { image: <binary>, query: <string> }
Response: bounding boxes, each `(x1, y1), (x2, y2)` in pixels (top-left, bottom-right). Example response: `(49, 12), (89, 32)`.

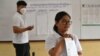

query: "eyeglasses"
(62, 20), (72, 25)
(67, 21), (72, 24)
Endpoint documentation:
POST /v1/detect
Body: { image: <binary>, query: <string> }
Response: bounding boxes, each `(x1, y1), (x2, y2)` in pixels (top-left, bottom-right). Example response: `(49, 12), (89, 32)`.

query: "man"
(12, 1), (33, 56)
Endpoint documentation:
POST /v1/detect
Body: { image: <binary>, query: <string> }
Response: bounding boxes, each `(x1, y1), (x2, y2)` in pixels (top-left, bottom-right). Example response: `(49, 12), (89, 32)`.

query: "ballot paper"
(65, 38), (78, 56)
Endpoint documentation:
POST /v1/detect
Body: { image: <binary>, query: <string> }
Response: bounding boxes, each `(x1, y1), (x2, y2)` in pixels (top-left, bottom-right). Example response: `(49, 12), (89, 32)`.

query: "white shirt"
(45, 31), (82, 56)
(12, 12), (29, 44)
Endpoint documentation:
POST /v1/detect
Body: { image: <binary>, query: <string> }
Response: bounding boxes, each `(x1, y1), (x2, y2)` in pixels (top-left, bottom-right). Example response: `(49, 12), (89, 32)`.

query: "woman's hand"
(63, 34), (73, 40)
(49, 34), (73, 56)
(49, 37), (65, 56)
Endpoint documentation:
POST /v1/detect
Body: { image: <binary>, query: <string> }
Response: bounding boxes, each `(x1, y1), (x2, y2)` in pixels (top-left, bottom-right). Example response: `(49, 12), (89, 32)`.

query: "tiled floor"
(0, 41), (100, 56)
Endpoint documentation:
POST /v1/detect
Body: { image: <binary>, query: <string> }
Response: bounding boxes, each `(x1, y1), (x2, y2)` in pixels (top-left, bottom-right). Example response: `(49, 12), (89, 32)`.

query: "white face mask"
(20, 8), (26, 15)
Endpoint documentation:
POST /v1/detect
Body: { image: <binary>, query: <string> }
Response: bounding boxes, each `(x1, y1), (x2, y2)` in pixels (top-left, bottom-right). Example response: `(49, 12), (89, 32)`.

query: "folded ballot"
(65, 38), (78, 56)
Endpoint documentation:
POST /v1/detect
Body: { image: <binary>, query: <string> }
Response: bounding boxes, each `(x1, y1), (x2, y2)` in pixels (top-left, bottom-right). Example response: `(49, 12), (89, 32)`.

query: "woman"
(45, 11), (82, 56)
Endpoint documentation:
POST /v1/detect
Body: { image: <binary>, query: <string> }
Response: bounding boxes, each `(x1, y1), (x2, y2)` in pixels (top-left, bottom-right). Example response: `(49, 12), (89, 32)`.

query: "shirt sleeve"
(12, 16), (20, 27)
(45, 35), (57, 52)
(72, 34), (82, 52)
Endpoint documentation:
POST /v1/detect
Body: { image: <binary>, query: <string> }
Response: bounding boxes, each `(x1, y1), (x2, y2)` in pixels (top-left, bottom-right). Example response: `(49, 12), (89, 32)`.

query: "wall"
(0, 0), (17, 41)
(1, 0), (100, 41)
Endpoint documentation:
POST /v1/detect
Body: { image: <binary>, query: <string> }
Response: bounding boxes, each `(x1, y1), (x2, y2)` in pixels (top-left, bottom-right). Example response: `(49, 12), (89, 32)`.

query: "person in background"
(45, 11), (82, 56)
(12, 1), (33, 56)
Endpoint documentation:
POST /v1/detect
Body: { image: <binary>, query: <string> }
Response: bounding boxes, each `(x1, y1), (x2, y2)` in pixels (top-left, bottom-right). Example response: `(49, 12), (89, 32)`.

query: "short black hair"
(17, 1), (27, 6)
(55, 11), (71, 22)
